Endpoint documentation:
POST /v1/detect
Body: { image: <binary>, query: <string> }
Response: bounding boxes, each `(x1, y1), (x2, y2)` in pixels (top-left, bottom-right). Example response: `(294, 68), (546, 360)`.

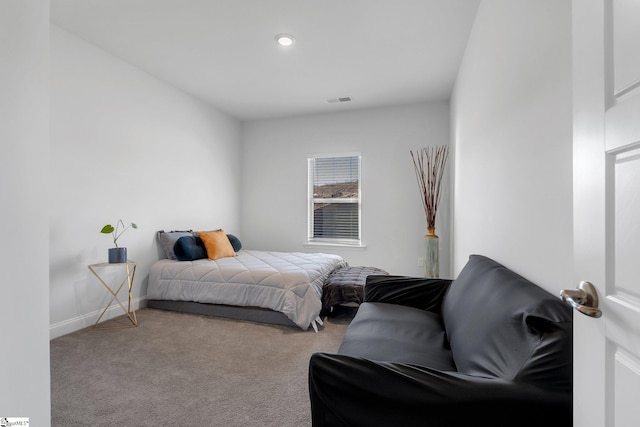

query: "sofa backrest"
(442, 255), (572, 392)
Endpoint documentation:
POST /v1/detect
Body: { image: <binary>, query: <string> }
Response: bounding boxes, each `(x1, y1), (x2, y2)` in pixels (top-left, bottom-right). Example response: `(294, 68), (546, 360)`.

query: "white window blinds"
(308, 155), (361, 245)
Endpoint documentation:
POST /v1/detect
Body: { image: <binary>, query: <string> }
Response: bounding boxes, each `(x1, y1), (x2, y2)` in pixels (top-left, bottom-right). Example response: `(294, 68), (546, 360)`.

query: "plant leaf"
(101, 225), (114, 234)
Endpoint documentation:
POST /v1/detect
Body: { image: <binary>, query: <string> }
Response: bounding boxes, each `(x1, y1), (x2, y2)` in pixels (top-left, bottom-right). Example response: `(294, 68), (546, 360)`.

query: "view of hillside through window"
(313, 181), (359, 199)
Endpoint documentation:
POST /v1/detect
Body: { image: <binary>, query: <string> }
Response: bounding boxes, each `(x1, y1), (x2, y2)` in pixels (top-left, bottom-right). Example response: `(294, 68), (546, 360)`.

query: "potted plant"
(101, 220), (138, 263)
(410, 145), (449, 278)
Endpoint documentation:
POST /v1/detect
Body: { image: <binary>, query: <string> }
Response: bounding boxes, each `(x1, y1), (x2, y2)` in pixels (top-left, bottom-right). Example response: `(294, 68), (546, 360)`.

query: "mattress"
(147, 249), (348, 330)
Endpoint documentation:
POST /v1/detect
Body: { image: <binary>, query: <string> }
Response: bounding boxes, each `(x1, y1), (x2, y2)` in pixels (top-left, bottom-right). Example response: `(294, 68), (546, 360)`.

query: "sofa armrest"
(364, 275), (452, 314)
(309, 353), (571, 427)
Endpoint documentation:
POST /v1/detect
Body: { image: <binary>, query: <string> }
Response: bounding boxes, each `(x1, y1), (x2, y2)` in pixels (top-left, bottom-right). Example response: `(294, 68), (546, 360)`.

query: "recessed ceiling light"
(275, 33), (295, 47)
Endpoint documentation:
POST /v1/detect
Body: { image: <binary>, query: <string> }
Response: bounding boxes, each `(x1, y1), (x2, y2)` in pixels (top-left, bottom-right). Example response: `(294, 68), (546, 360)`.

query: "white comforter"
(147, 250), (348, 330)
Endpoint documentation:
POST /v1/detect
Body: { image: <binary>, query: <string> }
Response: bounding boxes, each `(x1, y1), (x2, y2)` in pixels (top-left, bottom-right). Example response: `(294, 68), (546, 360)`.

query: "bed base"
(146, 299), (300, 329)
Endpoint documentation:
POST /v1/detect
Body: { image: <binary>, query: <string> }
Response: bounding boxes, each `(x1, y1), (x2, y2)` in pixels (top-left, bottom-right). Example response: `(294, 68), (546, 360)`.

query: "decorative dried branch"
(410, 145), (449, 230)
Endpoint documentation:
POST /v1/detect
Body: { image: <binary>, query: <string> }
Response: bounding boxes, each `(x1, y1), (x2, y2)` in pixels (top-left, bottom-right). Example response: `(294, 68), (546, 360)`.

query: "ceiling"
(50, 0), (480, 121)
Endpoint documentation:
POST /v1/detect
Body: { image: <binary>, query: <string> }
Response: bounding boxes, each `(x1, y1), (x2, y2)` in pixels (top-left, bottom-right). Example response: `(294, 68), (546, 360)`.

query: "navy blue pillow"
(174, 235), (208, 261)
(227, 234), (242, 252)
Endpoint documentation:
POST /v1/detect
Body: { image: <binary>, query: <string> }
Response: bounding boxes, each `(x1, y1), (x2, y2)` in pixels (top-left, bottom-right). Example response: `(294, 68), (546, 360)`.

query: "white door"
(572, 0), (640, 426)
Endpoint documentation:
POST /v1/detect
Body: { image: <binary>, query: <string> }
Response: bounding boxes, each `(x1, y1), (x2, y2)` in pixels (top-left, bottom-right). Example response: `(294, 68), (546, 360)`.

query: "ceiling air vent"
(327, 97), (352, 103)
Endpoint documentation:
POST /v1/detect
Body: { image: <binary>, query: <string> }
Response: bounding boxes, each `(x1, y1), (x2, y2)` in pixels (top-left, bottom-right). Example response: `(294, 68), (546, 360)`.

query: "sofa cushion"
(442, 255), (572, 390)
(338, 302), (455, 370)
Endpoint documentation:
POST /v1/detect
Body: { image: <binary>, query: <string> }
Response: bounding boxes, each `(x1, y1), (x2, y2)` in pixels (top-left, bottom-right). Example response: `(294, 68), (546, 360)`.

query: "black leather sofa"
(309, 254), (573, 427)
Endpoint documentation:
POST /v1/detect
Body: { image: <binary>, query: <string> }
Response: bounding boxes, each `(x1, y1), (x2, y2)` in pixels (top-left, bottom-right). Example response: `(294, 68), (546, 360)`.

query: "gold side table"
(88, 261), (138, 329)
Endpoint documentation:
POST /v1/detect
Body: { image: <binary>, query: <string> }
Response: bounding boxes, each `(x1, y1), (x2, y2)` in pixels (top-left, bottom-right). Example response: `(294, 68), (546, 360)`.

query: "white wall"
(241, 102), (451, 277)
(450, 0), (573, 292)
(0, 0), (51, 424)
(50, 26), (242, 338)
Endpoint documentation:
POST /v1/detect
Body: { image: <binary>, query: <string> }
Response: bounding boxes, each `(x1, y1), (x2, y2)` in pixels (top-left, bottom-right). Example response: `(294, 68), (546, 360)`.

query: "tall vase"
(424, 228), (439, 278)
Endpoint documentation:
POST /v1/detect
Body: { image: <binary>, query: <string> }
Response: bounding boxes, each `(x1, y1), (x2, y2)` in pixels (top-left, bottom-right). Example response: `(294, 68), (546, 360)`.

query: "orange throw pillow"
(197, 230), (237, 260)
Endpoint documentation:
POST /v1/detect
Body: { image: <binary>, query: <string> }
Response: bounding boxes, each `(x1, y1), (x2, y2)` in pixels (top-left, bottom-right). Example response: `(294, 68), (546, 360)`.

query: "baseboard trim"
(50, 297), (147, 340)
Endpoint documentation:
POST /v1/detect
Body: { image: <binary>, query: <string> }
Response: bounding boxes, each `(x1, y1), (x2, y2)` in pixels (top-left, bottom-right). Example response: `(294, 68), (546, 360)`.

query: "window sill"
(304, 241), (367, 250)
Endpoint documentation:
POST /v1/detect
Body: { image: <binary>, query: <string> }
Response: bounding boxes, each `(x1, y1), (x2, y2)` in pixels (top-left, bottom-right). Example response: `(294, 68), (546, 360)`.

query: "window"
(308, 155), (361, 246)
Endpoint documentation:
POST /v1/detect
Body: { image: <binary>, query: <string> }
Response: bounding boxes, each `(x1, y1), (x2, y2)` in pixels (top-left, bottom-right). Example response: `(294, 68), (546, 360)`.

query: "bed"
(147, 232), (348, 331)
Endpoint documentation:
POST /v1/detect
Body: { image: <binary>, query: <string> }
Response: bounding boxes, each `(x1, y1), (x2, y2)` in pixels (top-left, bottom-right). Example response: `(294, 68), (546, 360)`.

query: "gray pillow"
(157, 230), (193, 259)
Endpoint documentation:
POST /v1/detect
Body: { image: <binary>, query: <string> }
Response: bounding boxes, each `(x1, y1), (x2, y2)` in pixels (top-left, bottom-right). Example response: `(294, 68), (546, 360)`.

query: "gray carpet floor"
(50, 307), (353, 426)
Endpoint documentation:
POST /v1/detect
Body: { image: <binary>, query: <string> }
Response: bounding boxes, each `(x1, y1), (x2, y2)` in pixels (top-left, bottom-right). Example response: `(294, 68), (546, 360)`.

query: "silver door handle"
(560, 281), (602, 318)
